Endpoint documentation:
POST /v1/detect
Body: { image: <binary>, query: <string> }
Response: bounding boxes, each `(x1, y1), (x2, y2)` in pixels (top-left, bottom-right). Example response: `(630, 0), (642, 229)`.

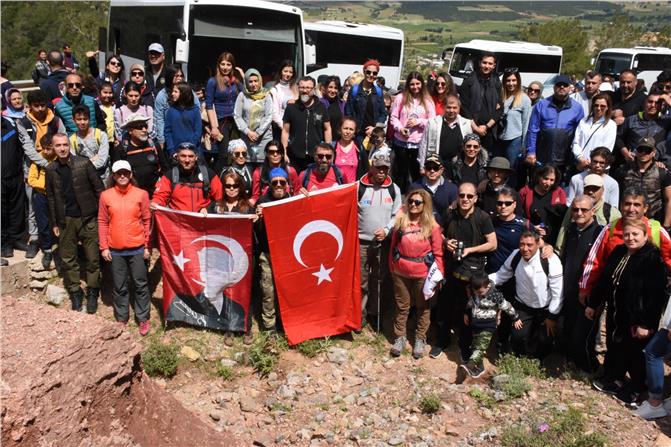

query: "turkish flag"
(262, 183), (361, 344)
(154, 206), (254, 332)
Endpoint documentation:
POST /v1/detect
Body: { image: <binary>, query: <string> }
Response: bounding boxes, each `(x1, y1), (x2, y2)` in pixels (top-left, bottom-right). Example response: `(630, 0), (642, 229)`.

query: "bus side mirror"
(175, 39), (189, 64)
(305, 44), (316, 66)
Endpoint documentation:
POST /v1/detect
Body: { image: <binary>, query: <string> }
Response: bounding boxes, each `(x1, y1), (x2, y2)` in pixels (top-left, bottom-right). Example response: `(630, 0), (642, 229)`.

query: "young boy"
(27, 134), (56, 269)
(70, 104), (110, 179)
(367, 126), (391, 158)
(460, 273), (522, 378)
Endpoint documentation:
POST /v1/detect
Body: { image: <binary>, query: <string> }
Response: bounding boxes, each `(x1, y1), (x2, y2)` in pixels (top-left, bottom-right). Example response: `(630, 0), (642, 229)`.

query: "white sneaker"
(663, 397), (671, 413)
(634, 401), (667, 420)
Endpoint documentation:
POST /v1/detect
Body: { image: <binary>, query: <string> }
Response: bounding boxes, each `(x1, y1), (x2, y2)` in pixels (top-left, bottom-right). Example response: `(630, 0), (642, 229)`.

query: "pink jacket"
(389, 222), (444, 279)
(389, 94), (436, 145)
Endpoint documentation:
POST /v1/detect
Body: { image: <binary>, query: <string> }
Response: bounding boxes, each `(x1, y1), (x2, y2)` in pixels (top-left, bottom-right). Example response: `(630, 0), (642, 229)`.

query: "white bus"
(445, 39), (562, 87)
(105, 0), (306, 85)
(304, 21), (404, 89)
(593, 46), (671, 91)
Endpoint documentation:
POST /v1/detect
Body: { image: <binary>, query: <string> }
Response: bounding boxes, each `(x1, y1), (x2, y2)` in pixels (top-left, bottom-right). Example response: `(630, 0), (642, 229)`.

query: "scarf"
(243, 68), (268, 130)
(3, 88), (25, 119)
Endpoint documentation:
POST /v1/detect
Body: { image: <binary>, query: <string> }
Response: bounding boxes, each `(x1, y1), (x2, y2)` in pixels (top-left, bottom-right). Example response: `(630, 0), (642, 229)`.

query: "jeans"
(644, 329), (671, 400)
(32, 191), (53, 251)
(497, 136), (523, 168)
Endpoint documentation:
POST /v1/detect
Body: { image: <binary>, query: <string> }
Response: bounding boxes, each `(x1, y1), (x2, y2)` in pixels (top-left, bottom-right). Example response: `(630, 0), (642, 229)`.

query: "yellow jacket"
(28, 162), (48, 194)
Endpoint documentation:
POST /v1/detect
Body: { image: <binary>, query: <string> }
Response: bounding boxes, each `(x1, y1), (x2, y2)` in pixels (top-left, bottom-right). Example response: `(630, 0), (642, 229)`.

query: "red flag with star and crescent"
(262, 183), (361, 345)
(154, 206), (254, 332)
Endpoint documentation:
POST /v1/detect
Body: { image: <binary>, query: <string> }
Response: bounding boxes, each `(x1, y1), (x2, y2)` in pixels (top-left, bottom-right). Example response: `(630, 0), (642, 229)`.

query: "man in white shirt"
(571, 71), (602, 116)
(490, 229), (563, 358)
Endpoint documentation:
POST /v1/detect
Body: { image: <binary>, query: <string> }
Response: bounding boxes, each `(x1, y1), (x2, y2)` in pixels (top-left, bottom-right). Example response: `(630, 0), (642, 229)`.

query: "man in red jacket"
(150, 143), (223, 213)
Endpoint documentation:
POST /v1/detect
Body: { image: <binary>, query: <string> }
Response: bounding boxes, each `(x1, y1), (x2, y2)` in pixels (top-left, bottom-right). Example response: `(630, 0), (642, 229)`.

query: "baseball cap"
(583, 174), (604, 188)
(424, 154), (444, 168)
(599, 83), (614, 92)
(148, 43), (164, 54)
(370, 152), (391, 167)
(637, 137), (656, 151)
(121, 113), (150, 129)
(111, 160), (132, 173)
(554, 75), (571, 86)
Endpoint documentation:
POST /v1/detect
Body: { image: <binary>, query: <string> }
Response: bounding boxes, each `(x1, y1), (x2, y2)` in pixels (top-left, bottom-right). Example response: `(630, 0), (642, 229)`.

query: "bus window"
(108, 6), (182, 62)
(595, 53), (632, 77)
(635, 54), (671, 72)
(306, 30), (402, 67)
(449, 48), (482, 77)
(496, 52), (561, 75)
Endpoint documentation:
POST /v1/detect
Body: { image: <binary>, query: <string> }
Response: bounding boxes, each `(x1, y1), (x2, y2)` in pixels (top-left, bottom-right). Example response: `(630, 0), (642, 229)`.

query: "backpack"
(609, 218), (661, 248)
(357, 179), (396, 203)
(351, 82), (383, 99)
(500, 250), (551, 300)
(169, 163), (211, 198)
(69, 128), (102, 154)
(301, 164), (344, 189)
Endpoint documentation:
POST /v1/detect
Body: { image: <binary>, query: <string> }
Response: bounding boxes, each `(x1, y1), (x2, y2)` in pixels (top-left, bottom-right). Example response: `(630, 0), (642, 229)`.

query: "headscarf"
(463, 133), (481, 144)
(2, 88), (25, 119)
(243, 68), (269, 132)
(269, 167), (289, 180)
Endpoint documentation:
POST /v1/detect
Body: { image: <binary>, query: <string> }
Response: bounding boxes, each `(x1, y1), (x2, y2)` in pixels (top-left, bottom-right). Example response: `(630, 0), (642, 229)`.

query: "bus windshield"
(449, 47), (561, 78)
(595, 52), (633, 77)
(188, 5), (303, 85)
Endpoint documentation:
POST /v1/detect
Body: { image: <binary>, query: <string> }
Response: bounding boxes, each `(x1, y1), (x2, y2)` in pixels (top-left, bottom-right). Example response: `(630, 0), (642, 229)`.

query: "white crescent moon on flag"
(292, 220), (343, 268)
(190, 235), (249, 314)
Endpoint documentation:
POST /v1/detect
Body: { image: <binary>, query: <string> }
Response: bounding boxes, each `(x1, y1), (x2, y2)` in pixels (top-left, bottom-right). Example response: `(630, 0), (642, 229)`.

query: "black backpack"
(169, 163), (211, 197)
(301, 163), (345, 189)
(357, 179), (397, 203)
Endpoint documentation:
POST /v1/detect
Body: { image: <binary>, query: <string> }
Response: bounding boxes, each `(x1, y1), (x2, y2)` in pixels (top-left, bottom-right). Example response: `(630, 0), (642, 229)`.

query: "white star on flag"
(173, 250), (190, 271)
(312, 264), (334, 285)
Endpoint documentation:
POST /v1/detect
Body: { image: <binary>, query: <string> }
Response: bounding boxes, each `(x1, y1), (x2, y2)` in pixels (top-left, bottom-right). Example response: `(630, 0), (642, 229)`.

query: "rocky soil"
(3, 256), (671, 446)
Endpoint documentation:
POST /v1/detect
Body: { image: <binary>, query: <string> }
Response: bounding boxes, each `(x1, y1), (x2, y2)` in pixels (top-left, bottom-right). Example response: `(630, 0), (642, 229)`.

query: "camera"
(456, 241), (464, 261)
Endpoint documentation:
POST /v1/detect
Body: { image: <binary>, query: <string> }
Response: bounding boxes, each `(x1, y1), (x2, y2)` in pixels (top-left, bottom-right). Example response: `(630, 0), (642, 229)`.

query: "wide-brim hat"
(486, 157), (513, 172)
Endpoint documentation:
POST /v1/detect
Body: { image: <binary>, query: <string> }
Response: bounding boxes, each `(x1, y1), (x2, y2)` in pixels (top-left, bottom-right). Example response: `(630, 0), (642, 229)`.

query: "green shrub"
(502, 374), (532, 399)
(497, 354), (546, 378)
(295, 337), (333, 358)
(143, 341), (179, 377)
(217, 364), (234, 380)
(419, 393), (441, 414)
(469, 387), (496, 408)
(248, 332), (283, 377)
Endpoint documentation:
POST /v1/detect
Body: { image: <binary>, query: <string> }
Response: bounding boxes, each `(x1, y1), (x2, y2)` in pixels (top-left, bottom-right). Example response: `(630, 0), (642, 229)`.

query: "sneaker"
(25, 243), (39, 259)
(139, 320), (150, 336)
(663, 397), (671, 413)
(412, 339), (426, 359)
(41, 251), (53, 270)
(615, 386), (641, 408)
(429, 345), (444, 359)
(390, 336), (406, 357)
(592, 377), (623, 395)
(224, 331), (234, 346)
(470, 361), (486, 379)
(634, 400), (668, 420)
(243, 332), (253, 345)
(12, 240), (29, 252)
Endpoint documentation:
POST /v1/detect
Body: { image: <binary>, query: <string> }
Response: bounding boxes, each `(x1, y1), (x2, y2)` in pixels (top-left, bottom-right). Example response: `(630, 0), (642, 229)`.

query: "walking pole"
(374, 240), (382, 334)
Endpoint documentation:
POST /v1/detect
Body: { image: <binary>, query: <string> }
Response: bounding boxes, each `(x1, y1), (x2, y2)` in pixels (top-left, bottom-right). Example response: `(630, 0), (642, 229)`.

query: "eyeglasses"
(267, 149), (281, 155)
(571, 207), (591, 214)
(224, 183), (240, 189)
(271, 179), (287, 187)
(465, 144), (479, 149)
(109, 61), (122, 67)
(114, 170), (131, 177)
(233, 151), (247, 158)
(503, 67), (519, 74)
(316, 153), (333, 160)
(364, 70), (378, 76)
(527, 88), (540, 93)
(131, 71), (143, 76)
(67, 83), (82, 89)
(458, 193), (475, 199)
(408, 199), (423, 206)
(496, 200), (514, 207)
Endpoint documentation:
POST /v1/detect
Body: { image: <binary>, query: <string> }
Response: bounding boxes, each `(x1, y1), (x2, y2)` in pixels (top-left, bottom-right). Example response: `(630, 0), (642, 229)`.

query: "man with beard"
(611, 69), (647, 126)
(282, 76), (332, 172)
(54, 73), (104, 135)
(615, 93), (671, 167)
(111, 114), (168, 197)
(151, 142), (222, 213)
(458, 53), (503, 153)
(298, 143), (344, 193)
(255, 167), (293, 332)
(145, 43), (166, 98)
(525, 75), (584, 179)
(571, 71), (602, 116)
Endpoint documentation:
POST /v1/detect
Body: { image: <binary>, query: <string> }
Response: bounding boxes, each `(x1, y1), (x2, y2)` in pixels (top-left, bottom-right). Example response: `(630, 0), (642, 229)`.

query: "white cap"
(112, 160), (132, 173)
(148, 43), (164, 53)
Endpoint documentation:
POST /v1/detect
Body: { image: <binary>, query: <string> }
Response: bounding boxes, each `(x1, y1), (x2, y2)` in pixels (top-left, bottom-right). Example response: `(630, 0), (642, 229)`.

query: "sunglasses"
(109, 61), (122, 67)
(465, 144), (479, 149)
(571, 207), (591, 213)
(233, 151), (247, 158)
(114, 170), (131, 177)
(527, 88), (540, 93)
(636, 147), (654, 154)
(364, 70), (378, 76)
(316, 153), (333, 160)
(271, 179), (287, 187)
(496, 200), (514, 207)
(129, 124), (148, 130)
(408, 199), (423, 206)
(436, 81), (447, 86)
(224, 183), (240, 189)
(425, 164), (441, 172)
(131, 71), (144, 76)
(593, 104), (608, 109)
(67, 83), (82, 89)
(458, 193), (475, 199)
(267, 149), (281, 155)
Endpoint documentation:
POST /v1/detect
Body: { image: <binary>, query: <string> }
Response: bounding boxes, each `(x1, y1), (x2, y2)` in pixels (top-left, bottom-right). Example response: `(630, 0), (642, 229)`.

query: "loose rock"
(326, 347), (348, 365)
(180, 346), (201, 362)
(45, 284), (67, 306)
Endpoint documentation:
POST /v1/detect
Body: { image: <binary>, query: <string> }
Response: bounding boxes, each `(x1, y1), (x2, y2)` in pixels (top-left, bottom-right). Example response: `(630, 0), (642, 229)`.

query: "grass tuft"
(295, 337), (334, 358)
(143, 340), (179, 378)
(419, 393), (441, 414)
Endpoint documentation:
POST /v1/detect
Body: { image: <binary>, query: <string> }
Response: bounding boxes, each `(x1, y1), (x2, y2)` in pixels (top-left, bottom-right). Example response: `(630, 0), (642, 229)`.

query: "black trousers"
(391, 143), (419, 194)
(111, 253), (150, 323)
(510, 299), (554, 359)
(432, 275), (468, 350)
(213, 118), (238, 174)
(603, 310), (648, 392)
(1, 177), (26, 249)
(559, 299), (599, 373)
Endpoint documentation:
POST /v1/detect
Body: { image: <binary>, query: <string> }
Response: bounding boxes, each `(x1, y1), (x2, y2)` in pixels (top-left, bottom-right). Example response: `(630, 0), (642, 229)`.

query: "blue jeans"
(497, 136), (523, 167)
(644, 329), (671, 400)
(32, 191), (53, 251)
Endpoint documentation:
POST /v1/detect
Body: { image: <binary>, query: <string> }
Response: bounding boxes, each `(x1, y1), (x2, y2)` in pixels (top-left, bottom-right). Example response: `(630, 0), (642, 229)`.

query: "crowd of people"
(3, 43), (671, 420)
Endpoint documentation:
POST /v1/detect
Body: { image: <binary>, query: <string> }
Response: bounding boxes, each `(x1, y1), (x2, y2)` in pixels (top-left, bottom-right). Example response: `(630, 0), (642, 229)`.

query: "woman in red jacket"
(98, 160), (152, 335)
(389, 189), (444, 359)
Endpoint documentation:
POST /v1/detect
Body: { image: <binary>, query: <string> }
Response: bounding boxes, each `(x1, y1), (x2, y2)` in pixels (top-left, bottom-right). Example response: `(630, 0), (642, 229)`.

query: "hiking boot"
(243, 331), (253, 345)
(412, 339), (426, 359)
(224, 331), (234, 346)
(139, 320), (151, 336)
(41, 250), (53, 270)
(86, 287), (100, 314)
(390, 336), (406, 357)
(1, 246), (13, 258)
(12, 240), (29, 252)
(592, 377), (623, 395)
(70, 288), (84, 311)
(429, 345), (444, 359)
(25, 242), (39, 259)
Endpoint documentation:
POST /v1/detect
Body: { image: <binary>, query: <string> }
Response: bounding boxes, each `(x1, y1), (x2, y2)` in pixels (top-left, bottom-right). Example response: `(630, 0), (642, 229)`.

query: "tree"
(593, 14), (643, 53)
(517, 18), (591, 76)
